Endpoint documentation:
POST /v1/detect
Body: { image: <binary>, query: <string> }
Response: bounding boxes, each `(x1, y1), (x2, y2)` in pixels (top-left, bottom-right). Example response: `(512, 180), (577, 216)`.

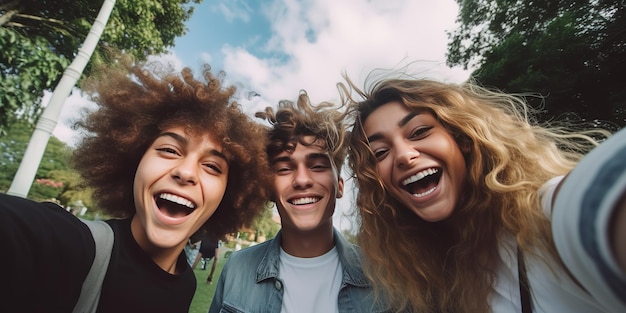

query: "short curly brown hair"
(255, 90), (348, 172)
(72, 56), (272, 238)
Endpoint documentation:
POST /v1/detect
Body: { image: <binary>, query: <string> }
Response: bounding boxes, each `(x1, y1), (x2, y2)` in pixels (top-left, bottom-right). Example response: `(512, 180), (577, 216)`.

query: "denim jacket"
(208, 228), (388, 313)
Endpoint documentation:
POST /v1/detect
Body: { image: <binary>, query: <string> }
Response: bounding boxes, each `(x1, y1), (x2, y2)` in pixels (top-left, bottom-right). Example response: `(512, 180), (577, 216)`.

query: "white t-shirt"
(279, 246), (343, 313)
(491, 176), (624, 312)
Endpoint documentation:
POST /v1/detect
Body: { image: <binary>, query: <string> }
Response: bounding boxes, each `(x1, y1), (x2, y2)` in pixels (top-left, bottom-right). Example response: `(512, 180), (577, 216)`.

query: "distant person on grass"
(209, 92), (386, 313)
(0, 54), (271, 312)
(189, 232), (221, 285)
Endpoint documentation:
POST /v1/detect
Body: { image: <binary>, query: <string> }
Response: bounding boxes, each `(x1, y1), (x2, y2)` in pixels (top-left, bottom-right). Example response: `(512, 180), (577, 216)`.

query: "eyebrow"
(270, 155), (292, 165)
(270, 152), (331, 165)
(366, 111), (421, 143)
(159, 132), (228, 162)
(307, 153), (331, 163)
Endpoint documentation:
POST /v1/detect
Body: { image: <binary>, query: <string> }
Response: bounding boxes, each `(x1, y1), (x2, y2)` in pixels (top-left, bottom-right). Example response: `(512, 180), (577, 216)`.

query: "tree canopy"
(0, 0), (201, 133)
(447, 0), (625, 127)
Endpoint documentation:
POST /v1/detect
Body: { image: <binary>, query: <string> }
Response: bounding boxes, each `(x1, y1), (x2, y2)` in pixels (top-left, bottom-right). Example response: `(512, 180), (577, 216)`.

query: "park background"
(1, 0), (624, 308)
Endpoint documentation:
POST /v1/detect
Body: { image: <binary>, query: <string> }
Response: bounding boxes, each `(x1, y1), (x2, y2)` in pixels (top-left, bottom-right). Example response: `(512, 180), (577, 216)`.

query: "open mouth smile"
(288, 197), (321, 205)
(155, 192), (196, 218)
(401, 167), (442, 197)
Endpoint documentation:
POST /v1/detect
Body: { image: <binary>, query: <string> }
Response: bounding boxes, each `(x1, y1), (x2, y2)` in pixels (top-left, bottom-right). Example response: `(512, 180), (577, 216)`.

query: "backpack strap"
(72, 219), (114, 313)
(518, 246), (533, 313)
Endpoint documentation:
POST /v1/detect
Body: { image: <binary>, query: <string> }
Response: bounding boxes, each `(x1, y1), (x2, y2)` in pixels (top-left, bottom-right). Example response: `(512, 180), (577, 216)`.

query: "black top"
(0, 193), (196, 313)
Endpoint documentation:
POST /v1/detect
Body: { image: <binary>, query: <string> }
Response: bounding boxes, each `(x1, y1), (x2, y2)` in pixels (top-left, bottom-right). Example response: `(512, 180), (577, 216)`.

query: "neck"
(280, 223), (335, 258)
(130, 217), (184, 274)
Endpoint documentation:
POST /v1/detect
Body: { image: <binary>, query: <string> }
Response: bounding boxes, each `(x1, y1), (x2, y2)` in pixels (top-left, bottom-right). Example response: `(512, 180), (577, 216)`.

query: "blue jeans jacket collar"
(254, 228), (370, 288)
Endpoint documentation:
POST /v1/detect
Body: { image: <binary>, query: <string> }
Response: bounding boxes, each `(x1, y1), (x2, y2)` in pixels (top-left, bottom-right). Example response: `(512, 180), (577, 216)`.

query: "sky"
(51, 0), (472, 231)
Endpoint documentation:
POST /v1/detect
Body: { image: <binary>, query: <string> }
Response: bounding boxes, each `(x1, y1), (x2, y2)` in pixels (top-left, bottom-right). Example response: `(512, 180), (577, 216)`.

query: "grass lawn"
(188, 247), (230, 313)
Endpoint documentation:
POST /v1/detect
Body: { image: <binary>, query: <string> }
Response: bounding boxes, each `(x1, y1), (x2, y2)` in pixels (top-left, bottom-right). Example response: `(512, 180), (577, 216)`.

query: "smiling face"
(271, 136), (344, 233)
(132, 126), (228, 252)
(362, 101), (466, 222)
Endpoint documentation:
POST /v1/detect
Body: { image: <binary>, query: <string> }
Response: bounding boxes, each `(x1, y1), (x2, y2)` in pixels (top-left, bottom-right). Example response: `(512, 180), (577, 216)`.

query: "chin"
(413, 209), (453, 223)
(147, 229), (184, 249)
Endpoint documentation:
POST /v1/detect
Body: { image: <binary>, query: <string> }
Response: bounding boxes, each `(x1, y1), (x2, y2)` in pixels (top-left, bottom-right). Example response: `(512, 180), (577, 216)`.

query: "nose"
(171, 159), (199, 185)
(292, 165), (313, 189)
(394, 140), (420, 168)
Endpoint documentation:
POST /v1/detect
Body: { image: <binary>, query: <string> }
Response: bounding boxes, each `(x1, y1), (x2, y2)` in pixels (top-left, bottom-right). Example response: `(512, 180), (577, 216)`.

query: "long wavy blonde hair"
(341, 76), (608, 312)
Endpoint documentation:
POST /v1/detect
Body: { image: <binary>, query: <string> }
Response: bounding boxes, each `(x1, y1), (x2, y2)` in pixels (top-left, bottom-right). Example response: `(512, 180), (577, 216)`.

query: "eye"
(156, 147), (180, 156)
(203, 162), (224, 175)
(310, 163), (330, 171)
(409, 126), (432, 140)
(373, 148), (389, 161)
(272, 163), (294, 174)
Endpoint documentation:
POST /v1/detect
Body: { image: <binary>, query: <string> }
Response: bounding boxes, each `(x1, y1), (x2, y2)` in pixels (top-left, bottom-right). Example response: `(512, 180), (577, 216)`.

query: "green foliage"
(0, 0), (202, 133)
(0, 28), (69, 133)
(0, 121), (43, 191)
(47, 169), (96, 209)
(28, 177), (64, 202)
(341, 228), (357, 244)
(447, 0), (626, 127)
(0, 120), (96, 209)
(251, 203), (281, 240)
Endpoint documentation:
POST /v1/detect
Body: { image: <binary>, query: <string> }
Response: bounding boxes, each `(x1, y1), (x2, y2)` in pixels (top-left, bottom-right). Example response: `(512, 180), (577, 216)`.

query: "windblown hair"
(255, 90), (348, 173)
(341, 76), (609, 313)
(72, 55), (272, 239)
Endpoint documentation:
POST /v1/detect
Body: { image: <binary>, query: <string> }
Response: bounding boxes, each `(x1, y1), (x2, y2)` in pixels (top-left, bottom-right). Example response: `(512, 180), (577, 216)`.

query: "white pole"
(7, 0), (116, 197)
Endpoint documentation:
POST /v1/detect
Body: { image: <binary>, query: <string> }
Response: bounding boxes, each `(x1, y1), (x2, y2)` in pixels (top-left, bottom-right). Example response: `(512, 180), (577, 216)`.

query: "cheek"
(217, 178), (228, 198)
(376, 161), (395, 189)
(272, 178), (285, 199)
(204, 177), (228, 202)
(133, 160), (150, 193)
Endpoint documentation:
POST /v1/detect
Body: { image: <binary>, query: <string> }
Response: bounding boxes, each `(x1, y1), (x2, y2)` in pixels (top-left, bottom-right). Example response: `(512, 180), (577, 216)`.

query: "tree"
(0, 0), (202, 133)
(0, 121), (68, 190)
(447, 0), (626, 127)
(0, 120), (94, 206)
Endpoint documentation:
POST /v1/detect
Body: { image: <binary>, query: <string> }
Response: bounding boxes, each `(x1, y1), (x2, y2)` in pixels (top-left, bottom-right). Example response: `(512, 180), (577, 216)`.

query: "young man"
(0, 55), (271, 312)
(209, 92), (385, 313)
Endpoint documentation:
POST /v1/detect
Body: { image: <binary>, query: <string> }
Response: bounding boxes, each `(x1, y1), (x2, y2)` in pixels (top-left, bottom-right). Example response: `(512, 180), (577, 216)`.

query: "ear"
(336, 176), (345, 198)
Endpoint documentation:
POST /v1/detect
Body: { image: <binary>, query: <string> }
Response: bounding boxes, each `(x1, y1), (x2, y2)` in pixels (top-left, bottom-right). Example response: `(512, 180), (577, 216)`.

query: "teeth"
(402, 168), (439, 186)
(290, 197), (319, 205)
(159, 193), (196, 209)
(413, 186), (436, 198)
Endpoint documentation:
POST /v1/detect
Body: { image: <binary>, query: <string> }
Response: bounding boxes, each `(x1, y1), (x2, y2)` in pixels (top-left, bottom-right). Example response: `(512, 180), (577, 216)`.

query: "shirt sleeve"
(551, 127), (626, 312)
(0, 193), (95, 312)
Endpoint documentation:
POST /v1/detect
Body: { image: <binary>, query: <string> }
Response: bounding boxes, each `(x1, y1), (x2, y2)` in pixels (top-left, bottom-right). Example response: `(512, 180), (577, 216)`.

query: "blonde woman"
(343, 76), (626, 313)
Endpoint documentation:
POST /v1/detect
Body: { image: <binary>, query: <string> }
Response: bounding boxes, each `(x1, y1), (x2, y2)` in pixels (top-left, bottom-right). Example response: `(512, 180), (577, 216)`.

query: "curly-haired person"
(0, 56), (272, 313)
(343, 76), (626, 313)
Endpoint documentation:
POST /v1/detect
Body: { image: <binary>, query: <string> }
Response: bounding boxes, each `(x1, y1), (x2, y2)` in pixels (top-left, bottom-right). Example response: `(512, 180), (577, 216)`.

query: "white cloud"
(200, 52), (213, 65)
(211, 0), (253, 23)
(221, 0), (470, 109)
(147, 52), (185, 72)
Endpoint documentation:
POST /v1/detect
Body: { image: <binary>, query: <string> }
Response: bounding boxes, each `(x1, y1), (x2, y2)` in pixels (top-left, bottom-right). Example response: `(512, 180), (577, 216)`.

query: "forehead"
(363, 101), (412, 131)
(273, 139), (328, 161)
(158, 126), (223, 148)
(282, 134), (326, 152)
